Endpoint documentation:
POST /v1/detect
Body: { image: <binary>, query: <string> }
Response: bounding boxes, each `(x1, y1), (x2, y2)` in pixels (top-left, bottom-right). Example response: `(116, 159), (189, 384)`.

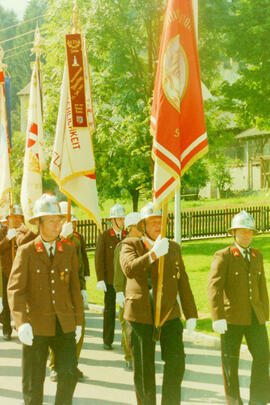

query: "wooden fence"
(76, 205), (270, 249)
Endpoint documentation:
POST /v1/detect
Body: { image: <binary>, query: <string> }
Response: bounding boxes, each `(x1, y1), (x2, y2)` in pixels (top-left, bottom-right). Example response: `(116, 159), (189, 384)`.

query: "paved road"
(0, 308), (253, 405)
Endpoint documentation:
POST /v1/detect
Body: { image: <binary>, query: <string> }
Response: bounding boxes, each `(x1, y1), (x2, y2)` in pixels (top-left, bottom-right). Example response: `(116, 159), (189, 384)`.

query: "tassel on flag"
(50, 33), (101, 229)
(151, 0), (208, 209)
(21, 26), (45, 223)
(0, 69), (12, 216)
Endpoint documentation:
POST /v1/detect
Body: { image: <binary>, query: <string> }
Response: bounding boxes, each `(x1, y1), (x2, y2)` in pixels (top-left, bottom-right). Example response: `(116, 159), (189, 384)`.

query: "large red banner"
(151, 0), (208, 207)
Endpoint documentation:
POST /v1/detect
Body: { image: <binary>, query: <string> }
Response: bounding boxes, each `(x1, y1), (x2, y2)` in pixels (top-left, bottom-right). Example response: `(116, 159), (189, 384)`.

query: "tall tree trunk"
(131, 189), (139, 211)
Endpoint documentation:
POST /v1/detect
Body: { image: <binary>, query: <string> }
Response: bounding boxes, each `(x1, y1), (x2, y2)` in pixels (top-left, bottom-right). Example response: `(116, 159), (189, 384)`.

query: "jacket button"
(51, 280), (55, 283)
(52, 290), (55, 294)
(52, 300), (55, 304)
(51, 270), (54, 273)
(37, 269), (40, 273)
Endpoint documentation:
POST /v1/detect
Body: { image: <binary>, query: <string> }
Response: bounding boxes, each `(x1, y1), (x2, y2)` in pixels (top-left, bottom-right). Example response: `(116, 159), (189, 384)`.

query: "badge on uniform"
(60, 271), (65, 281)
(176, 261), (180, 279)
(232, 248), (240, 257)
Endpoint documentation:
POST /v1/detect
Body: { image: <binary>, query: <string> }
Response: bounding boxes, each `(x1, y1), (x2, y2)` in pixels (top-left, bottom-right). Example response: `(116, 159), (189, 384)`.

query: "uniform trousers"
(22, 318), (77, 405)
(221, 312), (270, 405)
(130, 318), (185, 405)
(103, 284), (116, 346)
(1, 272), (12, 336)
(118, 306), (132, 361)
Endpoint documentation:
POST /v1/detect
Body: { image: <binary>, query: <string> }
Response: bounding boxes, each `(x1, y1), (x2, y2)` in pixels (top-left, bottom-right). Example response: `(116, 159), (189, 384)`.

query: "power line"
(0, 29), (36, 45)
(0, 14), (45, 34)
(5, 41), (33, 54)
(3, 47), (33, 60)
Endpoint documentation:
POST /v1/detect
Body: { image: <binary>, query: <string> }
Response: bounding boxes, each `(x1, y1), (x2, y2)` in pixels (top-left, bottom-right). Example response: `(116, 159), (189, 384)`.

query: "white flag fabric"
(50, 38), (101, 229)
(0, 72), (12, 216)
(20, 61), (45, 222)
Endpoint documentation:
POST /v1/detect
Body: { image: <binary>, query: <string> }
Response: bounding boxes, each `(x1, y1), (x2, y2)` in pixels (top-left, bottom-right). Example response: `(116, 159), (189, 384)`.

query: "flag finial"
(31, 25), (43, 57)
(73, 0), (81, 33)
(0, 46), (7, 72)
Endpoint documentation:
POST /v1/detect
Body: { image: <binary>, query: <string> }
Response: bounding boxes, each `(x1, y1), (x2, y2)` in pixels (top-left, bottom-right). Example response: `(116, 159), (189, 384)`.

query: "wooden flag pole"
(153, 201), (168, 341)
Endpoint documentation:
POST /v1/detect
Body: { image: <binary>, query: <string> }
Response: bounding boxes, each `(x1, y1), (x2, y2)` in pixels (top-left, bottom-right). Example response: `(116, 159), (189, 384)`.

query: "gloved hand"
(213, 319), (227, 334)
(96, 280), (107, 292)
(18, 323), (33, 346)
(0, 297), (3, 313)
(85, 276), (90, 283)
(81, 289), (88, 308)
(116, 292), (125, 308)
(186, 318), (196, 334)
(75, 325), (82, 344)
(151, 235), (169, 259)
(266, 321), (269, 326)
(60, 222), (73, 238)
(7, 228), (16, 240)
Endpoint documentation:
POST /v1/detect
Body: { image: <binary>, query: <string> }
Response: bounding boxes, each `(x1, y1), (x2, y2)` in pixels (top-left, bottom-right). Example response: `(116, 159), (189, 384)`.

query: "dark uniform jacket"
(0, 224), (36, 278)
(7, 236), (83, 336)
(95, 228), (126, 285)
(113, 242), (126, 293)
(120, 237), (198, 325)
(74, 231), (90, 277)
(208, 244), (269, 325)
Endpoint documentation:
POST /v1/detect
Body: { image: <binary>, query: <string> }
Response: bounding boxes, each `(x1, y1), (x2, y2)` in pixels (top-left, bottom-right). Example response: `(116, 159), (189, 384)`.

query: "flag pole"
(153, 201), (168, 341)
(0, 46), (15, 260)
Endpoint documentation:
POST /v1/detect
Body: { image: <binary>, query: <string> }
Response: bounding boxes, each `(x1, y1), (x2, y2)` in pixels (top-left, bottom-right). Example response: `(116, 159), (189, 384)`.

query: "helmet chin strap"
(113, 218), (123, 232)
(143, 220), (155, 241)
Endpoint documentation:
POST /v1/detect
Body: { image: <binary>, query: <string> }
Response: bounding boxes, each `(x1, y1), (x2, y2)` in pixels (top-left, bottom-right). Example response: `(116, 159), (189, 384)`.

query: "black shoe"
(125, 360), (133, 370)
(77, 368), (84, 381)
(103, 343), (113, 350)
(3, 333), (11, 341)
(49, 370), (58, 382)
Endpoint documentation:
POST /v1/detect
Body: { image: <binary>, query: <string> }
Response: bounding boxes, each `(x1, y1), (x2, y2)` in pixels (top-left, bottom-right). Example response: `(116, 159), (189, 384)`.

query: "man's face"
(112, 217), (125, 231)
(40, 215), (63, 242)
(8, 215), (23, 229)
(145, 216), (162, 241)
(128, 225), (142, 238)
(234, 228), (253, 248)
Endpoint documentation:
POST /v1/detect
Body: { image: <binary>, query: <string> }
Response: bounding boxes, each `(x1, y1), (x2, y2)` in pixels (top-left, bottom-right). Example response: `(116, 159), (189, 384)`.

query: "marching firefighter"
(7, 194), (83, 405)
(113, 211), (142, 369)
(49, 201), (87, 382)
(95, 203), (126, 350)
(120, 202), (198, 405)
(208, 210), (270, 405)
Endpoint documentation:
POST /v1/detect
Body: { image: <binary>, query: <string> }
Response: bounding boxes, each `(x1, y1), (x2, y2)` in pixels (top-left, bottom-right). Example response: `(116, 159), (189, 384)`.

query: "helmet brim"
(29, 212), (64, 225)
(228, 226), (258, 235)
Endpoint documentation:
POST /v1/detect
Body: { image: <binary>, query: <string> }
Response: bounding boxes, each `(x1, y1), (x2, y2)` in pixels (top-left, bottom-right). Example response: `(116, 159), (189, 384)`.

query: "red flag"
(151, 0), (208, 208)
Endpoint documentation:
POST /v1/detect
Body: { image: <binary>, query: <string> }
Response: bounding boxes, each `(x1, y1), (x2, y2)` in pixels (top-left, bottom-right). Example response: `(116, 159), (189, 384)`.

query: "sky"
(0, 0), (29, 19)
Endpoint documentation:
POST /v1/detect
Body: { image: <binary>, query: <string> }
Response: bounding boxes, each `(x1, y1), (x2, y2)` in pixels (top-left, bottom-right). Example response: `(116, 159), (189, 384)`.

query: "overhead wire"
(0, 29), (36, 45)
(3, 47), (33, 60)
(0, 14), (45, 33)
(4, 41), (34, 54)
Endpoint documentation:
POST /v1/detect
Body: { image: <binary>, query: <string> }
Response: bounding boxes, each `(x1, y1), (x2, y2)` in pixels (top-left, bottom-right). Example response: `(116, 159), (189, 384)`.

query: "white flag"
(50, 37), (101, 229)
(0, 71), (11, 216)
(20, 60), (45, 222)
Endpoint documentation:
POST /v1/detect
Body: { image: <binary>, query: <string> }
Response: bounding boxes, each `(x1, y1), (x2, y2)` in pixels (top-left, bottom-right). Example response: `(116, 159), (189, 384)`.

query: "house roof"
(236, 128), (270, 140)
(17, 82), (30, 96)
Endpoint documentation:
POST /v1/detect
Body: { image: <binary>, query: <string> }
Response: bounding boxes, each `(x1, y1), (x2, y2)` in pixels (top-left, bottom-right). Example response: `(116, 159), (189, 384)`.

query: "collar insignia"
(57, 241), (64, 252)
(110, 229), (115, 237)
(232, 247), (240, 257)
(35, 241), (44, 253)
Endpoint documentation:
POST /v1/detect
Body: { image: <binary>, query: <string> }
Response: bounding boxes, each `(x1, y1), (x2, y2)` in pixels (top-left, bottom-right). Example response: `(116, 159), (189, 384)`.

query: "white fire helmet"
(109, 204), (126, 219)
(228, 210), (257, 235)
(124, 212), (141, 229)
(29, 194), (63, 224)
(59, 201), (74, 216)
(136, 202), (162, 232)
(8, 205), (23, 217)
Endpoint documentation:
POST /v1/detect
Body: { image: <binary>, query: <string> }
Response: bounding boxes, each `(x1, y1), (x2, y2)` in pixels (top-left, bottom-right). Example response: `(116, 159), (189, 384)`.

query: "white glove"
(266, 321), (269, 326)
(7, 228), (16, 240)
(96, 280), (107, 292)
(81, 289), (88, 308)
(85, 276), (90, 283)
(186, 318), (196, 334)
(75, 325), (82, 344)
(116, 292), (125, 308)
(151, 235), (169, 259)
(60, 222), (73, 238)
(0, 297), (3, 313)
(213, 319), (228, 334)
(18, 323), (34, 346)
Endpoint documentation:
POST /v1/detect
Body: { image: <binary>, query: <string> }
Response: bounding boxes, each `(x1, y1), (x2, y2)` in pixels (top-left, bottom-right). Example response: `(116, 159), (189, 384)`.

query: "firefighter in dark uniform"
(7, 194), (83, 405)
(208, 210), (270, 405)
(95, 203), (126, 350)
(0, 205), (35, 341)
(120, 202), (198, 405)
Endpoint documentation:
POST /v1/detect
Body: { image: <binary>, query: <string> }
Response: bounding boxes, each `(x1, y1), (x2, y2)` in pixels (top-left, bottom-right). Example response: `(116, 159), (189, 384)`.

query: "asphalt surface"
(0, 307), (254, 405)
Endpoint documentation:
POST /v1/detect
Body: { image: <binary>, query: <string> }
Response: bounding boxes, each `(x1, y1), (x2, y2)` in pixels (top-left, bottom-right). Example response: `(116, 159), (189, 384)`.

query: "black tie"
(243, 248), (250, 266)
(49, 246), (54, 263)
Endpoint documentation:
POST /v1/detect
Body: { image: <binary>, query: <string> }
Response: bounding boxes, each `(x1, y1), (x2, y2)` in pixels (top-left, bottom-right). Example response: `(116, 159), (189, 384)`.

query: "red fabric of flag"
(151, 0), (208, 208)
